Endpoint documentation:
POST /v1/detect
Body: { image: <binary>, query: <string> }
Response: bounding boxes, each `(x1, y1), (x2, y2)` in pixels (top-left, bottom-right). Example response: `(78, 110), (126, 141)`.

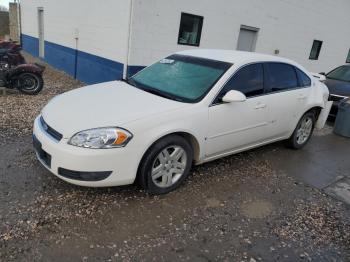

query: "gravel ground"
(0, 53), (83, 140)
(0, 53), (349, 261)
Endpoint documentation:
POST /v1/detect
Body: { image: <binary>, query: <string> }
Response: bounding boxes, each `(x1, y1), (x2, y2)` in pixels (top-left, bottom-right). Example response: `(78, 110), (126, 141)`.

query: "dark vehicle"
(322, 65), (350, 117)
(0, 40), (44, 95)
(0, 48), (26, 67)
(0, 40), (21, 50)
(0, 59), (45, 95)
(0, 41), (26, 66)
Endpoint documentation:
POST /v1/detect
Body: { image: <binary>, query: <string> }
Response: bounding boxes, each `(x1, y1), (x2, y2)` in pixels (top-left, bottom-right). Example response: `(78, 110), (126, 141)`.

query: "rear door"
(263, 63), (311, 139)
(205, 63), (269, 157)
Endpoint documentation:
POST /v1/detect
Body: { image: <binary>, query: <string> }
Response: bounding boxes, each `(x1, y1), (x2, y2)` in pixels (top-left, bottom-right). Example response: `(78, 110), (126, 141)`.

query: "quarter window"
(309, 40), (323, 60)
(215, 63), (264, 103)
(346, 49), (350, 63)
(296, 68), (311, 87)
(266, 63), (298, 92)
(178, 13), (203, 47)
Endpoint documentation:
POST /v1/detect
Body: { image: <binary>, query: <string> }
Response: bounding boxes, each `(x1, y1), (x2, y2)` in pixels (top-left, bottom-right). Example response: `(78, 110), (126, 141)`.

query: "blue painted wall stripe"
(21, 34), (39, 57)
(21, 34), (125, 84)
(76, 49), (124, 84)
(45, 40), (76, 76)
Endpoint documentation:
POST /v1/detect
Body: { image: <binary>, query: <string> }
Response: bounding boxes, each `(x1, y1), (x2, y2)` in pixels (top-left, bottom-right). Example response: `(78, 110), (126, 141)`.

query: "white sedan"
(33, 49), (331, 194)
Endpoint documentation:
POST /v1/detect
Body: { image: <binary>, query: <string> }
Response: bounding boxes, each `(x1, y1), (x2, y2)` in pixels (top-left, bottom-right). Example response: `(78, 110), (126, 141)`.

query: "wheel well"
(174, 132), (201, 162)
(306, 106), (322, 120)
(150, 132), (200, 162)
(139, 132), (200, 166)
(135, 132), (201, 186)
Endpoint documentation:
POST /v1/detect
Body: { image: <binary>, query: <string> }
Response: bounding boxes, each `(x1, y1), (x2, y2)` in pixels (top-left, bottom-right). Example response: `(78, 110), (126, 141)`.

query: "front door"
(205, 63), (269, 157)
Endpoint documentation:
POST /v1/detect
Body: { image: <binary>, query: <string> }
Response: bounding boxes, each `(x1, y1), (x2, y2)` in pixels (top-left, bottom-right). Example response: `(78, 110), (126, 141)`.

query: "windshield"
(130, 55), (232, 103)
(327, 66), (350, 82)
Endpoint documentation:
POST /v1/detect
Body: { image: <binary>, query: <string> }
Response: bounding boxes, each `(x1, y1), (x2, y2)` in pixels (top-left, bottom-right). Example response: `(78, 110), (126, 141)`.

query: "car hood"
(325, 78), (350, 97)
(42, 81), (188, 138)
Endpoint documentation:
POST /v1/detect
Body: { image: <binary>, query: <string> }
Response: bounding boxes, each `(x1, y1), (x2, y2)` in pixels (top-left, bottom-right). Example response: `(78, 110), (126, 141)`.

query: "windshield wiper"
(141, 87), (185, 102)
(123, 78), (185, 102)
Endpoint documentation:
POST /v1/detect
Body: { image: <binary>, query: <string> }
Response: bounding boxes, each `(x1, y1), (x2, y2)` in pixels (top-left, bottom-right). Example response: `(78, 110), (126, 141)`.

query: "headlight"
(68, 127), (133, 149)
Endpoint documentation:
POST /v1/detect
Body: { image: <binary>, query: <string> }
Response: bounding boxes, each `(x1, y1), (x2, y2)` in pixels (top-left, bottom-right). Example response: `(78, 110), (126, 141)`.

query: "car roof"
(176, 49), (303, 68)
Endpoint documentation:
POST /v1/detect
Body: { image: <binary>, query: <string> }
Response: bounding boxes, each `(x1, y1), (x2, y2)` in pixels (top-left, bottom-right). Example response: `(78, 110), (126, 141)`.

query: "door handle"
(254, 103), (267, 109)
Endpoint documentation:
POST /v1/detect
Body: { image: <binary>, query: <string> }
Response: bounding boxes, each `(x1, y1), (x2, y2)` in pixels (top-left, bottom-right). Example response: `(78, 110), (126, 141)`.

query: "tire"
(17, 72), (44, 95)
(138, 135), (193, 195)
(286, 111), (316, 149)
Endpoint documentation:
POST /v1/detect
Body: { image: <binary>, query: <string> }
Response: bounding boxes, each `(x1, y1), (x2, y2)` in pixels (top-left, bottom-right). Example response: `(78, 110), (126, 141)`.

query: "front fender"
(125, 106), (207, 169)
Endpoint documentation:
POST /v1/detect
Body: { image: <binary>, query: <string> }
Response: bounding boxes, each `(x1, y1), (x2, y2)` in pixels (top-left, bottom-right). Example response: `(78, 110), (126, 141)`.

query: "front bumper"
(33, 116), (139, 187)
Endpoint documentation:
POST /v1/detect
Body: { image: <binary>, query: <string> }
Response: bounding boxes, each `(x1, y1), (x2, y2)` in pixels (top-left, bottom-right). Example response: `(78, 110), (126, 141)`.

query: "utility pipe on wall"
(123, 0), (134, 79)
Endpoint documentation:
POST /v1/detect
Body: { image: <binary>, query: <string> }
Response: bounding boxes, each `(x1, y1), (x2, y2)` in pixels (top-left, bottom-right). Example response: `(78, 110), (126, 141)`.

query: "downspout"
(73, 28), (79, 79)
(123, 0), (134, 79)
(74, 37), (78, 79)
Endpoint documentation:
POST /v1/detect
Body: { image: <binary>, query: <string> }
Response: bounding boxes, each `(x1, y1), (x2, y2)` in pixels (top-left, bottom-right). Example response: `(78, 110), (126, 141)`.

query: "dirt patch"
(241, 200), (273, 219)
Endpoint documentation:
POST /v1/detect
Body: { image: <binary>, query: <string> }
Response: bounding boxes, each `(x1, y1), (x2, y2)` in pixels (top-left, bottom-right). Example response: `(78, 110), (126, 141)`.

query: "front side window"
(130, 55), (231, 103)
(266, 63), (298, 92)
(296, 68), (311, 87)
(178, 13), (203, 46)
(309, 40), (323, 60)
(327, 66), (350, 82)
(219, 64), (264, 101)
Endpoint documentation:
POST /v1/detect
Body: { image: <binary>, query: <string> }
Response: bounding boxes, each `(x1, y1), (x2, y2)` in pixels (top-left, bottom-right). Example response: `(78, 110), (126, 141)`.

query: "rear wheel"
(286, 112), (316, 149)
(17, 72), (44, 95)
(138, 135), (193, 195)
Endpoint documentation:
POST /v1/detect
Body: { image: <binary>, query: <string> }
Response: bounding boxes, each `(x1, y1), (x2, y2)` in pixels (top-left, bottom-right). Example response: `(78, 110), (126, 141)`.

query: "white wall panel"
(21, 0), (131, 63)
(130, 0), (350, 72)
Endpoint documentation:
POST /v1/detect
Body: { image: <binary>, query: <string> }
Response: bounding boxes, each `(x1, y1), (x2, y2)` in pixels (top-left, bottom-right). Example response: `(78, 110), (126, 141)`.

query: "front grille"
(40, 116), (63, 141)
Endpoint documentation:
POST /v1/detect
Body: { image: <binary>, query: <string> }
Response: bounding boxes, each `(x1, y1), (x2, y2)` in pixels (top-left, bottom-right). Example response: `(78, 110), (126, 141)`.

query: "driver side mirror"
(222, 90), (247, 103)
(319, 72), (326, 75)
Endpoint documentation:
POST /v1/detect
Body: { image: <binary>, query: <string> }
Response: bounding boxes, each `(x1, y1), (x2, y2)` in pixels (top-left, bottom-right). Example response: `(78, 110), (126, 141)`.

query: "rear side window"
(296, 68), (311, 87)
(215, 63), (264, 103)
(266, 63), (298, 92)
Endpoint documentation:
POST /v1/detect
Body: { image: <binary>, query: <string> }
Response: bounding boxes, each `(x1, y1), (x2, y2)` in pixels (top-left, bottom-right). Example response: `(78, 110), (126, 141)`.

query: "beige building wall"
(9, 3), (20, 42)
(0, 11), (9, 39)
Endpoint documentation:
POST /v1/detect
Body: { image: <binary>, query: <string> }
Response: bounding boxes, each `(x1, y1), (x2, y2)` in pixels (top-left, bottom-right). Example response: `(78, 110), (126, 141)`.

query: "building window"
(309, 40), (323, 60)
(346, 49), (350, 63)
(178, 13), (203, 47)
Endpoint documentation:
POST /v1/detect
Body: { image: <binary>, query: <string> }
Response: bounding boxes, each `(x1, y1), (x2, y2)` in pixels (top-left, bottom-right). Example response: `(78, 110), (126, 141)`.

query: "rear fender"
(315, 101), (333, 129)
(8, 64), (45, 78)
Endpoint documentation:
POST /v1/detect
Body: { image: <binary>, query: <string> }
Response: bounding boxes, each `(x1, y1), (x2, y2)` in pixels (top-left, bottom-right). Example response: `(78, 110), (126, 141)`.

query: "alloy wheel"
(296, 116), (313, 145)
(151, 145), (187, 188)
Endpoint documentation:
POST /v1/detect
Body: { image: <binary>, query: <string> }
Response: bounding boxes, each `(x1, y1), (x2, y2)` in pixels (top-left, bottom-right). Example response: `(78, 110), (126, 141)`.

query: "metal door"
(237, 26), (258, 52)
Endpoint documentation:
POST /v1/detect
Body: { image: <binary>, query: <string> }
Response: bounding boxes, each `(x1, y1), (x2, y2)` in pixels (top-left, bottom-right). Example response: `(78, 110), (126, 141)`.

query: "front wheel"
(286, 112), (316, 149)
(138, 135), (193, 195)
(17, 73), (44, 95)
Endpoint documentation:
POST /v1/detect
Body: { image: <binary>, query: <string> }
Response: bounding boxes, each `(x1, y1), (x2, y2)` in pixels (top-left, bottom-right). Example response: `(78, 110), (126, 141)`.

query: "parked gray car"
(323, 65), (350, 117)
